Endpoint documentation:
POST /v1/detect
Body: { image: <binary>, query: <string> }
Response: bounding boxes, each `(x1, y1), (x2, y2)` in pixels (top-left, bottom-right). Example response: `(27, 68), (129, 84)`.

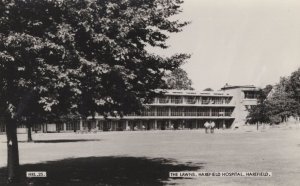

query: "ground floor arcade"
(0, 118), (234, 134)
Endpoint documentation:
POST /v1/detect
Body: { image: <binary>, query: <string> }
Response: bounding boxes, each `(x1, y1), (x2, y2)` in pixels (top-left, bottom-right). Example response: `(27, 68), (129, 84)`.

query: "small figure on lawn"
(210, 121), (215, 134)
(204, 121), (210, 134)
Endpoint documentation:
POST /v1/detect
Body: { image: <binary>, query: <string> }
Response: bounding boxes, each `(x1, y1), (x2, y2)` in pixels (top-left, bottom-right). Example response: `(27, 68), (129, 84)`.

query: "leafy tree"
(248, 77), (300, 126)
(246, 85), (272, 125)
(0, 0), (189, 182)
(164, 68), (193, 90)
(267, 84), (300, 123)
(246, 103), (270, 124)
(290, 68), (300, 104)
(257, 84), (273, 102)
(203, 88), (213, 91)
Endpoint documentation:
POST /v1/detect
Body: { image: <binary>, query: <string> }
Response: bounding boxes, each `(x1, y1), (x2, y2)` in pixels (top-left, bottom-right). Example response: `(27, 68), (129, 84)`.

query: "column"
(125, 120), (129, 130)
(80, 119), (83, 131)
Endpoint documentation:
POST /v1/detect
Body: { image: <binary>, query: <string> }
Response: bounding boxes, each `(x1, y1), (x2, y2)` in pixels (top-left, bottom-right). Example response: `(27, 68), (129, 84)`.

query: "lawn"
(0, 126), (299, 186)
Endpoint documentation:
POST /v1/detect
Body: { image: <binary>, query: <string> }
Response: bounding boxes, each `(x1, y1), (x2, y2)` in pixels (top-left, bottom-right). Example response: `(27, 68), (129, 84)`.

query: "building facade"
(92, 89), (235, 131)
(221, 85), (260, 127)
(0, 85), (260, 133)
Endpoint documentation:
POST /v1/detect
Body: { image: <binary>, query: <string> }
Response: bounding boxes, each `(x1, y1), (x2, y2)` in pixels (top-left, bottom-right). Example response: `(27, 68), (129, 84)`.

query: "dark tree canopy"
(246, 102), (270, 124)
(203, 88), (213, 91)
(247, 68), (300, 125)
(0, 0), (190, 120)
(164, 68), (193, 90)
(0, 0), (190, 182)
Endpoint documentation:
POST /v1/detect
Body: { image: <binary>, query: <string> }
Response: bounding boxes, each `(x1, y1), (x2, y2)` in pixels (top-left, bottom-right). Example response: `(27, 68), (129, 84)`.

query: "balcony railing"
(186, 99), (197, 104)
(158, 98), (169, 104)
(225, 112), (232, 116)
(201, 100), (210, 104)
(171, 99), (183, 104)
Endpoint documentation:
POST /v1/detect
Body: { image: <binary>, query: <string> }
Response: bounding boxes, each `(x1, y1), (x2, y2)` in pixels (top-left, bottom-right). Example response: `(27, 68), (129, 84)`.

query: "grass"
(0, 125), (299, 185)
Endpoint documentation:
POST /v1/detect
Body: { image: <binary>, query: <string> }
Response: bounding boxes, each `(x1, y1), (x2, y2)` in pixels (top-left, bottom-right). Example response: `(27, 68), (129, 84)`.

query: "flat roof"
(220, 85), (259, 90)
(156, 89), (232, 97)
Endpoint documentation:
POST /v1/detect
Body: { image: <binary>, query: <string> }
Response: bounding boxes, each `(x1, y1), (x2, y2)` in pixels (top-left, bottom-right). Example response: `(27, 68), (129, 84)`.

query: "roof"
(156, 89), (232, 97)
(220, 84), (258, 90)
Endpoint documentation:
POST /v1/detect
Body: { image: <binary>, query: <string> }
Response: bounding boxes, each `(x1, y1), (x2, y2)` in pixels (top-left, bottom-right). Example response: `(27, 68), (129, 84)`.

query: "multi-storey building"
(220, 84), (260, 127)
(0, 85), (260, 133)
(91, 89), (235, 131)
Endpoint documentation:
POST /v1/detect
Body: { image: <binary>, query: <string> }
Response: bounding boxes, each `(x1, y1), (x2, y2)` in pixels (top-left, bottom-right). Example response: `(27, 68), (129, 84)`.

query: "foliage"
(246, 102), (270, 124)
(247, 69), (300, 124)
(0, 0), (190, 122)
(267, 82), (300, 122)
(163, 68), (193, 90)
(257, 84), (273, 102)
(203, 88), (213, 91)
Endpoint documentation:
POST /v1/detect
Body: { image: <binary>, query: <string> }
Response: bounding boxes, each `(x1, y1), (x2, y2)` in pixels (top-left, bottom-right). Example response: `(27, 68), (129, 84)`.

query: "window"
(224, 97), (232, 104)
(157, 107), (169, 116)
(184, 107), (197, 116)
(98, 121), (104, 130)
(158, 96), (169, 104)
(197, 108), (210, 116)
(211, 108), (224, 116)
(211, 97), (223, 104)
(244, 91), (258, 99)
(32, 124), (41, 131)
(57, 123), (64, 131)
(170, 96), (183, 104)
(201, 97), (210, 104)
(127, 112), (136, 116)
(142, 108), (156, 116)
(66, 121), (80, 131)
(186, 97), (197, 104)
(225, 108), (233, 116)
(171, 107), (183, 116)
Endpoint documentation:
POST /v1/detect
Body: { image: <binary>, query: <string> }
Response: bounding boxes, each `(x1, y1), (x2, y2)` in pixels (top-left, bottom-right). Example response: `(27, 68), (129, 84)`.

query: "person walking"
(210, 121), (215, 133)
(204, 121), (210, 134)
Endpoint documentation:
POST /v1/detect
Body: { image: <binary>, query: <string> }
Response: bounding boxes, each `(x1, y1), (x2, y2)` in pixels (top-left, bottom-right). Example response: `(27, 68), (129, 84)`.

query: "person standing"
(210, 121), (215, 133)
(204, 121), (210, 134)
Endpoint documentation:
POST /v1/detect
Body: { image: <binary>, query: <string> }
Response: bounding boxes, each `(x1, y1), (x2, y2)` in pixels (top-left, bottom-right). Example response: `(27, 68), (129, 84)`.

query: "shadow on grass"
(16, 139), (101, 143)
(0, 156), (204, 186)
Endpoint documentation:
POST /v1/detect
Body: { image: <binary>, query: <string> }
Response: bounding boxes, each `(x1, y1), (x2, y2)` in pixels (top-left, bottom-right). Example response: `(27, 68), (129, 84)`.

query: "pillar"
(80, 119), (83, 131)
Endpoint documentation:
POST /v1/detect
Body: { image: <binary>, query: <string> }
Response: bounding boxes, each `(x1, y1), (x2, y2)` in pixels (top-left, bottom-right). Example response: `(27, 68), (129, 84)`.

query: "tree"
(258, 84), (273, 102)
(267, 85), (300, 123)
(248, 77), (299, 126)
(246, 103), (270, 124)
(203, 88), (213, 91)
(164, 68), (193, 90)
(0, 0), (189, 182)
(246, 85), (272, 126)
(290, 68), (300, 105)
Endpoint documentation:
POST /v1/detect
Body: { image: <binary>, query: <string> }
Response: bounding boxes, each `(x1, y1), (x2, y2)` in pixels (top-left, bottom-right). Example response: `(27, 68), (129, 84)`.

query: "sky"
(151, 0), (300, 91)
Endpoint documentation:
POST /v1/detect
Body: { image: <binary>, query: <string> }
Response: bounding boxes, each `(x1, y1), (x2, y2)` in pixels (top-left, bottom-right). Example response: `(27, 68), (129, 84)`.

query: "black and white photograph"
(0, 0), (300, 185)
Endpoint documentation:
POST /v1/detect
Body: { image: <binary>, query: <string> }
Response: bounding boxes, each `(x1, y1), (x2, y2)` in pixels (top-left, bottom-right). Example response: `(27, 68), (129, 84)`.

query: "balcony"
(171, 99), (183, 104)
(201, 100), (210, 104)
(186, 99), (197, 104)
(158, 98), (169, 104)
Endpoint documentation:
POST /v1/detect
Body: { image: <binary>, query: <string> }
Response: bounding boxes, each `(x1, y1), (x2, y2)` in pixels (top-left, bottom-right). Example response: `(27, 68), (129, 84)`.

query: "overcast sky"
(152, 0), (300, 91)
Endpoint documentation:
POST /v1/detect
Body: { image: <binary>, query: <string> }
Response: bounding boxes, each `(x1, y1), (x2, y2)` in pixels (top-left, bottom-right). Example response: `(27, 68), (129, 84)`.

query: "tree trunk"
(27, 124), (33, 142)
(6, 118), (20, 183)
